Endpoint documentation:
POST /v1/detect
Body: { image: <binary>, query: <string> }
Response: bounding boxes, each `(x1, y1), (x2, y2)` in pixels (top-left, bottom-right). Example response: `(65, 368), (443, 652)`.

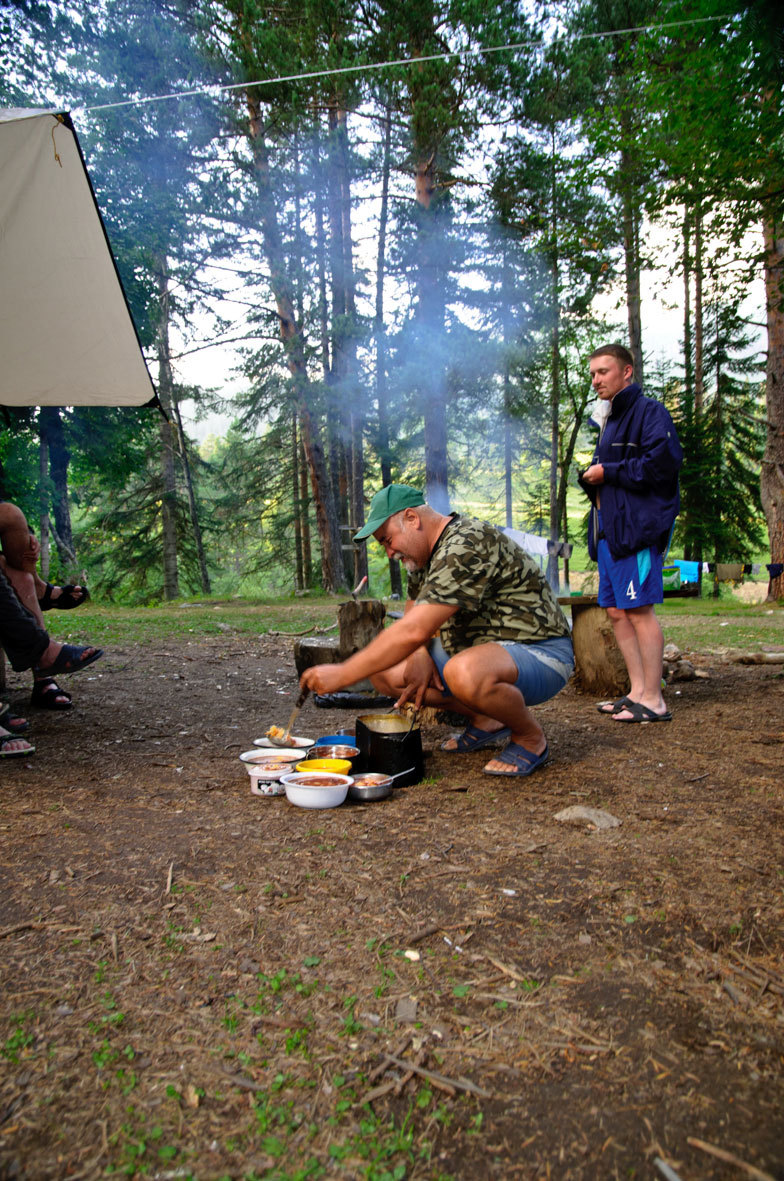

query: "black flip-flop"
(34, 644), (103, 678)
(38, 583), (90, 611)
(30, 678), (72, 710)
(597, 695), (634, 716)
(613, 702), (672, 723)
(0, 705), (31, 733)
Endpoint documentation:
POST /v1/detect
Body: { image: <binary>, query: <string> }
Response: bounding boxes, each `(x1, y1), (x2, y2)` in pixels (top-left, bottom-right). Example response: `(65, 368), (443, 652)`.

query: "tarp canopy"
(0, 108), (157, 407)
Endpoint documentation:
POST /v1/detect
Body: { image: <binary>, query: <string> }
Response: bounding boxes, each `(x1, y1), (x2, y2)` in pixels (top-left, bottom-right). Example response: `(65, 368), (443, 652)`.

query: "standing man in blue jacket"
(579, 344), (683, 722)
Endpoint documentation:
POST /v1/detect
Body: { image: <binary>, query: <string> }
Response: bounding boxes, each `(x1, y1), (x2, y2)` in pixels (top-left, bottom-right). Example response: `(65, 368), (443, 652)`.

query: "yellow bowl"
(296, 757), (352, 775)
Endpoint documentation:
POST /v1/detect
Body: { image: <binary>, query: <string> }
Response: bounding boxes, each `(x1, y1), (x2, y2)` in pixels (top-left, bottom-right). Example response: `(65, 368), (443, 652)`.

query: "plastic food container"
(315, 732), (356, 746)
(281, 771), (352, 809)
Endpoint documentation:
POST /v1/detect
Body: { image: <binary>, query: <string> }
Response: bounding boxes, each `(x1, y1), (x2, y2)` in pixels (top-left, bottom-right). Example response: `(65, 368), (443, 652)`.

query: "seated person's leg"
(0, 504), (46, 625)
(0, 566), (50, 671)
(0, 502), (89, 612)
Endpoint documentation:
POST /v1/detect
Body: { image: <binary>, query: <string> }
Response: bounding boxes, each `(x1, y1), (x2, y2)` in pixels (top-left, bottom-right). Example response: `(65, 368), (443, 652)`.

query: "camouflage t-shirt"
(406, 516), (570, 655)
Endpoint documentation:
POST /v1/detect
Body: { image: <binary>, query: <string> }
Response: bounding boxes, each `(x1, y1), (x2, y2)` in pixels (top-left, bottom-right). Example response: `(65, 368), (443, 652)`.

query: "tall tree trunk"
(694, 207), (704, 414)
(38, 414), (50, 580)
(761, 210), (784, 601)
(501, 225), (515, 530)
(154, 258), (180, 600)
(246, 96), (346, 592)
(373, 102), (402, 597)
(547, 132), (560, 590)
(341, 114), (366, 592)
(683, 208), (693, 405)
(415, 154), (449, 511)
(293, 415), (304, 592)
(172, 397), (211, 595)
(39, 405), (78, 570)
(547, 280), (560, 590)
(326, 102), (350, 558)
(620, 147), (643, 384)
(299, 433), (312, 587)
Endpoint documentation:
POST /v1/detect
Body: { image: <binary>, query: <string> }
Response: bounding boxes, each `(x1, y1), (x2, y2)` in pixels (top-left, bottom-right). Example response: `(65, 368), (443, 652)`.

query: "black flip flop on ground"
(613, 702), (672, 723)
(597, 695), (635, 716)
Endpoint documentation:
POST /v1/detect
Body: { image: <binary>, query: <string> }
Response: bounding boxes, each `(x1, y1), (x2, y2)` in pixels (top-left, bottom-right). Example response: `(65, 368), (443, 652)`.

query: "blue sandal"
(483, 741), (549, 777)
(441, 723), (511, 753)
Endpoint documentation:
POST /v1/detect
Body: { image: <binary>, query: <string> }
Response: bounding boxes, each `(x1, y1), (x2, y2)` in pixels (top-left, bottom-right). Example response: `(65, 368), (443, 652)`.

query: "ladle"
(269, 686), (309, 746)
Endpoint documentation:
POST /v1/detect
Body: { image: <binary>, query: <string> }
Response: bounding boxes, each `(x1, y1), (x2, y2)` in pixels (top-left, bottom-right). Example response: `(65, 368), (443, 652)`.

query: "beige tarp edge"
(0, 108), (157, 407)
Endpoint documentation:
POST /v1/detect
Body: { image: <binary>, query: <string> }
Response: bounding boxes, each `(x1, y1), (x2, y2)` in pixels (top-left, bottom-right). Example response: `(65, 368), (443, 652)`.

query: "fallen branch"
(367, 1034), (413, 1083)
(266, 622), (338, 638)
(406, 923), (443, 944)
(0, 921), (35, 940)
(384, 1053), (492, 1098)
(687, 1136), (776, 1181)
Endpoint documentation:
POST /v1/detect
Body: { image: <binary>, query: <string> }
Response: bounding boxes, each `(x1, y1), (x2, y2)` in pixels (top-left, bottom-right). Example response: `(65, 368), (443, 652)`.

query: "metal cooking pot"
(354, 713), (423, 786)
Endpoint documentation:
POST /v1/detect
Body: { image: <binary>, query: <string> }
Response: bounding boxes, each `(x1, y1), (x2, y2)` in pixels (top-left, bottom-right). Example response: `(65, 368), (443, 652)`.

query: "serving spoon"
(268, 686), (310, 746)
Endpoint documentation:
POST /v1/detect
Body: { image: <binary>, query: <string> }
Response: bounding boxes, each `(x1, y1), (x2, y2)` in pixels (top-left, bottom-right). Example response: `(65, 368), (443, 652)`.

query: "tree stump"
(337, 599), (386, 658)
(293, 636), (341, 675)
(566, 598), (629, 697)
(293, 599), (387, 694)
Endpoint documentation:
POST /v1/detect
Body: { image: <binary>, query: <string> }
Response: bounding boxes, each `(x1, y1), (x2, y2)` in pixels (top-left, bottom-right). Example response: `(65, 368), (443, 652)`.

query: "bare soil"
(1, 624), (783, 1181)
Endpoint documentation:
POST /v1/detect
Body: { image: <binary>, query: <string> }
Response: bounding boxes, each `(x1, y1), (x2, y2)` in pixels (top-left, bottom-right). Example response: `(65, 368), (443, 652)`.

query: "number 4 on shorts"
(626, 580), (637, 600)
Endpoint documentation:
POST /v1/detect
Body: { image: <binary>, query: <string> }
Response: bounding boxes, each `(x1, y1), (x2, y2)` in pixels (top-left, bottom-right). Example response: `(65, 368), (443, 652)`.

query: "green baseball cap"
(353, 484), (426, 541)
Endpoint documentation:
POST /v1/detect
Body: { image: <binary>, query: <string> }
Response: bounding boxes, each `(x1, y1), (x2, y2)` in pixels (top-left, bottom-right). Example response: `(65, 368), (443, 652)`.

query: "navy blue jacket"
(579, 384), (683, 560)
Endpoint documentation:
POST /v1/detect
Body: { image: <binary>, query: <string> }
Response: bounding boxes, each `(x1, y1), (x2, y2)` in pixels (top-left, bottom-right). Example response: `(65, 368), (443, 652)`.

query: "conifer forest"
(1, 0), (782, 602)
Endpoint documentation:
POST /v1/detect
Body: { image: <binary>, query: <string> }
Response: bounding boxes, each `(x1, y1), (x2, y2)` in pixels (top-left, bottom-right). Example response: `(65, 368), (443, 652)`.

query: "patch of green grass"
(657, 598), (783, 651)
(60, 597), (339, 647)
(2, 1010), (37, 1063)
(40, 593), (784, 659)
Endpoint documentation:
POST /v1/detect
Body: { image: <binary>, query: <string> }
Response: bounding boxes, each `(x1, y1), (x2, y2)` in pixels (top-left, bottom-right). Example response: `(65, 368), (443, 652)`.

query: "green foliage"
(0, 0), (779, 599)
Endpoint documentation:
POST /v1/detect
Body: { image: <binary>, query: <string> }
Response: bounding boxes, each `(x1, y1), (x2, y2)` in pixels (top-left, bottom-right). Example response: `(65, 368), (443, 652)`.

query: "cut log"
(293, 635), (341, 675)
(337, 599), (386, 658)
(568, 599), (629, 696)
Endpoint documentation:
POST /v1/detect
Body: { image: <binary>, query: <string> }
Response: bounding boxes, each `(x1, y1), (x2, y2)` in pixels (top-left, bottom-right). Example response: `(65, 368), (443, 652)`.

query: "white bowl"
(239, 749), (300, 768)
(281, 771), (352, 809)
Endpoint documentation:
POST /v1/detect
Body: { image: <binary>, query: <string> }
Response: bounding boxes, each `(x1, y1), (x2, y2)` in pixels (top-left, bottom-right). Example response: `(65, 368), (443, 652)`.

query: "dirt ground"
(0, 621), (783, 1181)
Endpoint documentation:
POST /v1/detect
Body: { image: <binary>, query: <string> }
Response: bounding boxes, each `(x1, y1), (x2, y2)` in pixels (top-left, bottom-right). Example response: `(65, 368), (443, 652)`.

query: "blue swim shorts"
(428, 635), (574, 708)
(597, 538), (664, 608)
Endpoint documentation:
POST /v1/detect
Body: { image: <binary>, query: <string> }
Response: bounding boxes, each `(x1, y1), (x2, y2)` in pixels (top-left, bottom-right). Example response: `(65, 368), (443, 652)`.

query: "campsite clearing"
(0, 603), (782, 1180)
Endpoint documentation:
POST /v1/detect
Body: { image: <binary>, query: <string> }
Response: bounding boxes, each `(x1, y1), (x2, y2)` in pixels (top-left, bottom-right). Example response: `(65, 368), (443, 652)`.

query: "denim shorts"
(428, 635), (574, 707)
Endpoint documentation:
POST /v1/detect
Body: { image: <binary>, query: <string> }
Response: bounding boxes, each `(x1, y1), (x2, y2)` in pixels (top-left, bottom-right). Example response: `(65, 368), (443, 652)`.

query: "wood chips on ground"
(0, 627), (782, 1180)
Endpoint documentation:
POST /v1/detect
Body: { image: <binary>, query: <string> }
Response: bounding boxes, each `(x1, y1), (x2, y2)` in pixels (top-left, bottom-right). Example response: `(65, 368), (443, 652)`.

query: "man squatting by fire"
(300, 485), (574, 778)
(579, 344), (683, 723)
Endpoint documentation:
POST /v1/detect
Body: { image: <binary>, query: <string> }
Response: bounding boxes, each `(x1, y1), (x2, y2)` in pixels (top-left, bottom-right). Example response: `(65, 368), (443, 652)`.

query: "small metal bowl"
(306, 744), (360, 762)
(348, 773), (393, 802)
